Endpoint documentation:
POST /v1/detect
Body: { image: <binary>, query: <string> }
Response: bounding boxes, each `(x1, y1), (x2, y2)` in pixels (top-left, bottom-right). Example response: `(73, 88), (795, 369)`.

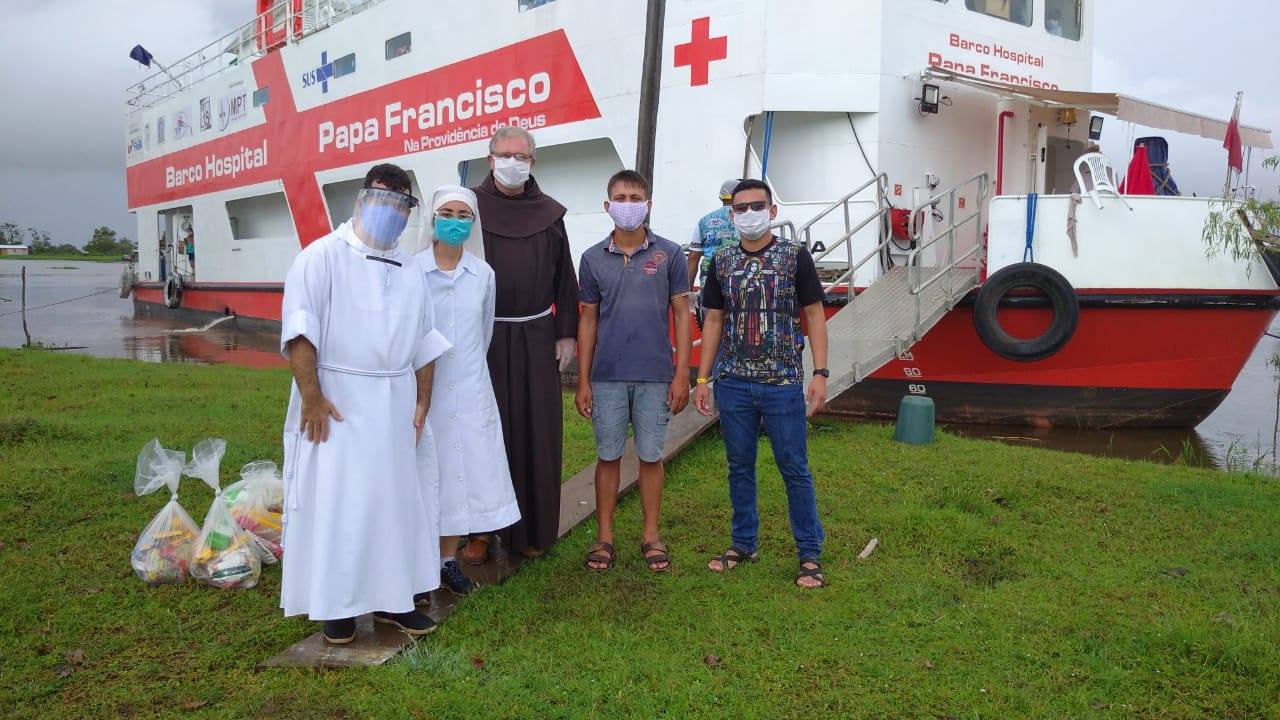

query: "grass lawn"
(2, 348), (1279, 719)
(0, 255), (125, 263)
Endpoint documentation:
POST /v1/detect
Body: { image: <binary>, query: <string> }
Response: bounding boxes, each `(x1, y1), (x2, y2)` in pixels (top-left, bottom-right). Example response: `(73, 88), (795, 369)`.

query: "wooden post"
(634, 0), (666, 182)
(20, 265), (31, 347)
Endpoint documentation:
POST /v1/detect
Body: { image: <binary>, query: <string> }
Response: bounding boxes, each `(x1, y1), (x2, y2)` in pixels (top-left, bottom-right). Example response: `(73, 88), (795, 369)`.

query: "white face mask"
(733, 208), (773, 240)
(493, 156), (532, 188)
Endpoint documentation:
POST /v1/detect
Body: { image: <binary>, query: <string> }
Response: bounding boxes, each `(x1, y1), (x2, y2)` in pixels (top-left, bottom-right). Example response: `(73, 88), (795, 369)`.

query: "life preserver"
(118, 267), (136, 298)
(163, 275), (183, 309)
(973, 262), (1078, 362)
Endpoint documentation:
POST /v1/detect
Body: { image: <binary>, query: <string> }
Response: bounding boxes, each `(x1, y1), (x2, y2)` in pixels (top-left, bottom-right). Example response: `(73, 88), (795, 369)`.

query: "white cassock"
(418, 249), (521, 536)
(279, 222), (452, 620)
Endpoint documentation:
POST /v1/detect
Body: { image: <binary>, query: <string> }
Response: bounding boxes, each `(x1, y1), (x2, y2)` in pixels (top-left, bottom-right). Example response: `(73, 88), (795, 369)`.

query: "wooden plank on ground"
(558, 405), (718, 538)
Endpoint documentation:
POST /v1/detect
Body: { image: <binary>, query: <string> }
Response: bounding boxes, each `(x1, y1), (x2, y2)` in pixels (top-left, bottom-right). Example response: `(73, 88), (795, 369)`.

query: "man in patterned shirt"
(693, 179), (830, 590)
(686, 179), (742, 289)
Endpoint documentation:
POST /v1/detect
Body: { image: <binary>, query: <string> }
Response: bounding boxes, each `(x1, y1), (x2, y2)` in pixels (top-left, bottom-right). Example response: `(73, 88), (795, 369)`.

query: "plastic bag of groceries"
(130, 439), (199, 585)
(185, 439), (262, 589)
(224, 460), (284, 564)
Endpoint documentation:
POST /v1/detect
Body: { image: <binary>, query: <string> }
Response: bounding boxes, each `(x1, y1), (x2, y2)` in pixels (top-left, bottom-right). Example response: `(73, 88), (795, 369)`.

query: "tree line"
(0, 223), (136, 257)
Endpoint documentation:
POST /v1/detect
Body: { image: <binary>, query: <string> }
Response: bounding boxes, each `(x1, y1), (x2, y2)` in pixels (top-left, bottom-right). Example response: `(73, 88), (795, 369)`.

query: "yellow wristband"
(696, 377), (711, 385)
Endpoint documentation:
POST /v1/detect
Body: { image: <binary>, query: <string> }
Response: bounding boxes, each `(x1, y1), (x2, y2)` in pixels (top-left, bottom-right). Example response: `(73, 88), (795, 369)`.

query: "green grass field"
(2, 348), (1278, 719)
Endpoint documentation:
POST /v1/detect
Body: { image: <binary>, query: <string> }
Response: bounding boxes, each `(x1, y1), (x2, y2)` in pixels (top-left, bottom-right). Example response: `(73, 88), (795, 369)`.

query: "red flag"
(1224, 96), (1244, 174)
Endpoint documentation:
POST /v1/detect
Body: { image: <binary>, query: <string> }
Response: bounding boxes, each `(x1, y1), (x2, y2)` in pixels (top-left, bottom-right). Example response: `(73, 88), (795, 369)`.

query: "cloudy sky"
(0, 0), (1276, 247)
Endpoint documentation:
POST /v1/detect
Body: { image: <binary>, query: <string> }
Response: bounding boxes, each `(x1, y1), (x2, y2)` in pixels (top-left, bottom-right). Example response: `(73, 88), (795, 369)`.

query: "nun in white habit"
(418, 185), (520, 594)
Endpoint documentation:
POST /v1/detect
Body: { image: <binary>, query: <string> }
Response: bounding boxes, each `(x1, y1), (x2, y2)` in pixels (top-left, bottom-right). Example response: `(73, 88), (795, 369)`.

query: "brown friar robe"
(473, 173), (579, 554)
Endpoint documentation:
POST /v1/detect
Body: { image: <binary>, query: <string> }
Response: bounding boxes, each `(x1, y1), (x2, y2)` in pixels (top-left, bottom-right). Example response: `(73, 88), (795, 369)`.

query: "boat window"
(252, 87), (270, 107)
(385, 32), (411, 60)
(332, 53), (356, 79)
(965, 0), (1032, 27)
(1045, 0), (1081, 40)
(322, 171), (425, 231)
(518, 0), (557, 10)
(226, 192), (295, 241)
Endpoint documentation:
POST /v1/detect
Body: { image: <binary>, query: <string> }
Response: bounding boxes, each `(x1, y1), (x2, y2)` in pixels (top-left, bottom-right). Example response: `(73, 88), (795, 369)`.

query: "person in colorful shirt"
(575, 170), (692, 573)
(686, 179), (741, 289)
(693, 179), (830, 590)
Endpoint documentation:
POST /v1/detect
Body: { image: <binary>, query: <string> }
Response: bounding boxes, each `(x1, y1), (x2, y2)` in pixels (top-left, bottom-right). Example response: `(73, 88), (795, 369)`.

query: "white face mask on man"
(733, 208), (773, 240)
(493, 155), (532, 188)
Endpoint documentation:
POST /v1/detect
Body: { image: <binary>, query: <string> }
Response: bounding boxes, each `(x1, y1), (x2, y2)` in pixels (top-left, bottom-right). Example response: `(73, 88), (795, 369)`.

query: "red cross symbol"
(674, 17), (727, 87)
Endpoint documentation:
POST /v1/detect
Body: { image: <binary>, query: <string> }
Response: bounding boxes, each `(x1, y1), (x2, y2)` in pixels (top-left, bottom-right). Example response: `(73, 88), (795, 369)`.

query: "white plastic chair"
(1073, 152), (1133, 211)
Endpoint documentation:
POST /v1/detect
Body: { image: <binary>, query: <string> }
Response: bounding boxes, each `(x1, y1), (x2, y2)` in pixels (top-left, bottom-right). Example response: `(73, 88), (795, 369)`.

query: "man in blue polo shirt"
(576, 170), (692, 573)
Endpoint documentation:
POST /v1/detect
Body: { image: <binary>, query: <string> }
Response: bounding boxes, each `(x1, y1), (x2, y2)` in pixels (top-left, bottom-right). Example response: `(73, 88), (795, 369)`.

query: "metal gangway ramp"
(778, 173), (991, 400)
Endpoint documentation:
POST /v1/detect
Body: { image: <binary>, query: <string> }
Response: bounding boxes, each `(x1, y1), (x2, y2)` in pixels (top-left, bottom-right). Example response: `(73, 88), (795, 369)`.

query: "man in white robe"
(280, 164), (451, 644)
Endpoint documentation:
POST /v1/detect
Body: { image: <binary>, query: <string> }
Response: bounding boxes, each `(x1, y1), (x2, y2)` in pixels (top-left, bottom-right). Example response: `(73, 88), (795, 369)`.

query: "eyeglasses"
(491, 152), (534, 163)
(434, 209), (474, 221)
(731, 201), (770, 213)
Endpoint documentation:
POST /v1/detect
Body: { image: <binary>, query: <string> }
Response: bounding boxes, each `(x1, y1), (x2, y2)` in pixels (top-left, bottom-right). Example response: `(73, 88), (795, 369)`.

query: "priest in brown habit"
(469, 126), (579, 560)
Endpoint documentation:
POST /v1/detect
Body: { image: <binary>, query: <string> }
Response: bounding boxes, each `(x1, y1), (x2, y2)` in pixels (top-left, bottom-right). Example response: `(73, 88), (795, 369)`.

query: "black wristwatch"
(812, 368), (830, 378)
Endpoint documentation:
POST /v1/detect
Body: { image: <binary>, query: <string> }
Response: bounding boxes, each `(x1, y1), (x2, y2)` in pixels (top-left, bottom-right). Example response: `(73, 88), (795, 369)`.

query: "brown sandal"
(795, 560), (827, 589)
(585, 542), (615, 572)
(708, 546), (758, 573)
(641, 541), (671, 572)
(460, 535), (490, 566)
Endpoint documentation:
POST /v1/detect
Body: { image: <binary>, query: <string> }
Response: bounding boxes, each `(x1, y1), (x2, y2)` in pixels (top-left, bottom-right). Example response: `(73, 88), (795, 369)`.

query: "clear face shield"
(352, 187), (420, 252)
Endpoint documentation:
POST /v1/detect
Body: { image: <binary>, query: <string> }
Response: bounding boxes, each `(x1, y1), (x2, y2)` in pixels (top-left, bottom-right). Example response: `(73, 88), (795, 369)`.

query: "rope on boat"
(0, 287), (116, 317)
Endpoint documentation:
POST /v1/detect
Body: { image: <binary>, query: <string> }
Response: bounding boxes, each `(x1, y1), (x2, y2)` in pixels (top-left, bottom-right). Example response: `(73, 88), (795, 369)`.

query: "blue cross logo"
(303, 51), (333, 93)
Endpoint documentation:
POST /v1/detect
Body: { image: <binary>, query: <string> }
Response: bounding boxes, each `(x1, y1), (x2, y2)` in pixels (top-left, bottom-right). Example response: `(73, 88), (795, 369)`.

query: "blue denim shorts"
(591, 381), (671, 463)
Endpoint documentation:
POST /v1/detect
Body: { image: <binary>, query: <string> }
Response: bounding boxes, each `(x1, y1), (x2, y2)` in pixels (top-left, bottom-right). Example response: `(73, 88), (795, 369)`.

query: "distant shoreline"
(0, 254), (125, 263)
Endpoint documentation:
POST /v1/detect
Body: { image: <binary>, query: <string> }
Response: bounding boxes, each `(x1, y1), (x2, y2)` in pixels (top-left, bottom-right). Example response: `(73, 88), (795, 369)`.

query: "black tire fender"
(163, 275), (183, 309)
(973, 262), (1078, 362)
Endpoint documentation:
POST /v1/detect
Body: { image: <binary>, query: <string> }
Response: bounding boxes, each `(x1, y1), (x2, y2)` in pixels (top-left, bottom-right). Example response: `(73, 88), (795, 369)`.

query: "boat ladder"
(775, 173), (991, 400)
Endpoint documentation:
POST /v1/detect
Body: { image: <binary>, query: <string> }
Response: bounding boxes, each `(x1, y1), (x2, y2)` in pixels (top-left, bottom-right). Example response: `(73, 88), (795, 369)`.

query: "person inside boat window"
(694, 179), (831, 590)
(158, 232), (168, 281)
(183, 227), (195, 273)
(1045, 0), (1082, 40)
(965, 0), (1031, 27)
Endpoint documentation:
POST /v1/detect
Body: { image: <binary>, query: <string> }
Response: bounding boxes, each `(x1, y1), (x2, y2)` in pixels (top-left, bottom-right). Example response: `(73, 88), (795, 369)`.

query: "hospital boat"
(122, 0), (1278, 428)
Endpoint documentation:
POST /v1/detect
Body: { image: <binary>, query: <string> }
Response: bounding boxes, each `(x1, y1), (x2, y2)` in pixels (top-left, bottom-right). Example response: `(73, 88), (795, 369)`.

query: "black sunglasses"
(731, 201), (770, 213)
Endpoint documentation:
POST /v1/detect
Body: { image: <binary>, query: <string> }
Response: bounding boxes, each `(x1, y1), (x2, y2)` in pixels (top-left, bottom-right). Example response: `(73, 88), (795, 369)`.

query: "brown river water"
(4, 260), (1278, 473)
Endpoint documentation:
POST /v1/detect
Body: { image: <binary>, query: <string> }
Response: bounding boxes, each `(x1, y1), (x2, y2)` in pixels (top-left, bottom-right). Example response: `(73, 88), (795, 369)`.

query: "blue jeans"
(714, 376), (824, 560)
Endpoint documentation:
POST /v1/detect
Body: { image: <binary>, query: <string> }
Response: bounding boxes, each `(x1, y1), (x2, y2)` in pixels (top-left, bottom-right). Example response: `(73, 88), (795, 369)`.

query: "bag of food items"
(130, 439), (199, 585)
(224, 460), (284, 564)
(186, 439), (262, 590)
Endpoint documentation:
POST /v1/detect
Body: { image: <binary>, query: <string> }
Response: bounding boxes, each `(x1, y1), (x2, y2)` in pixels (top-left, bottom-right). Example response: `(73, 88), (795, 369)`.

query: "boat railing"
(796, 174), (892, 294)
(907, 172), (990, 337)
(125, 0), (385, 114)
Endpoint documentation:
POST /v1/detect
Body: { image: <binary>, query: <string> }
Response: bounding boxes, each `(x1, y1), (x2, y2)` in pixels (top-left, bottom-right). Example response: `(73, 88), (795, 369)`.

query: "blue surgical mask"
(356, 203), (409, 251)
(434, 217), (474, 246)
